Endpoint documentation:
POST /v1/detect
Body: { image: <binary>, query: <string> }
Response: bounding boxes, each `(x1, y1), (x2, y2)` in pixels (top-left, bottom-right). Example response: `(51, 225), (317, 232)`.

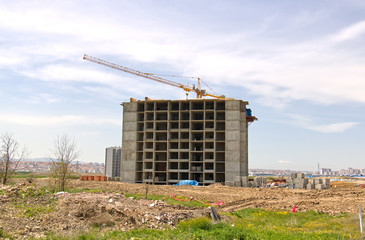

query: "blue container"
(246, 108), (252, 117)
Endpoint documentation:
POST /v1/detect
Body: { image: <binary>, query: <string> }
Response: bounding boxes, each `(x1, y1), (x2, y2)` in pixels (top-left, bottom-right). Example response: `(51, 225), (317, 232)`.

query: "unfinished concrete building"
(120, 98), (256, 185)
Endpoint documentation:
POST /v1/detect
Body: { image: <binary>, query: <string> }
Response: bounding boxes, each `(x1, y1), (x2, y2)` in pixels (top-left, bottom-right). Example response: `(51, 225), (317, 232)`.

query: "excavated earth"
(1, 179), (365, 239)
(69, 179), (365, 215)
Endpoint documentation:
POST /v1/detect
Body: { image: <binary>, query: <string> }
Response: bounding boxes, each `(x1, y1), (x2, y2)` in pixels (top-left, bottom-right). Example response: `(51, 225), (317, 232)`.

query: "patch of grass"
(18, 186), (50, 197)
(65, 188), (103, 193)
(42, 218), (249, 240)
(0, 229), (13, 239)
(14, 196), (57, 219)
(10, 186), (57, 219)
(228, 208), (360, 239)
(23, 205), (55, 218)
(124, 193), (210, 208)
(165, 196), (210, 208)
(178, 217), (213, 231)
(69, 174), (81, 180)
(12, 172), (48, 179)
(42, 209), (362, 240)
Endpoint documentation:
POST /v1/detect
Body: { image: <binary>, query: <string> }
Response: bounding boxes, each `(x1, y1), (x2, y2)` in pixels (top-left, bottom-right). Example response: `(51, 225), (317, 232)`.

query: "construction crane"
(83, 54), (227, 99)
(83, 54), (257, 122)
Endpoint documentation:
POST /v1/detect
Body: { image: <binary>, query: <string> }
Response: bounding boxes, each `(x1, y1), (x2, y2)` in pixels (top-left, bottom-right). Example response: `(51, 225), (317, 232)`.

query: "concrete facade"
(105, 147), (121, 178)
(120, 99), (251, 185)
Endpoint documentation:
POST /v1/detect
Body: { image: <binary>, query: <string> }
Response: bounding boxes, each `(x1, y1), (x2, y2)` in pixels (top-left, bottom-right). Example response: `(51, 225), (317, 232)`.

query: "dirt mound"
(52, 192), (208, 231)
(0, 183), (208, 239)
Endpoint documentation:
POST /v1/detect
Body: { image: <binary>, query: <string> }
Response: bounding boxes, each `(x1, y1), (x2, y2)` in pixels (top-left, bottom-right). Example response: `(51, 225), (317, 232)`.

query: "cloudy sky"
(1, 0), (364, 170)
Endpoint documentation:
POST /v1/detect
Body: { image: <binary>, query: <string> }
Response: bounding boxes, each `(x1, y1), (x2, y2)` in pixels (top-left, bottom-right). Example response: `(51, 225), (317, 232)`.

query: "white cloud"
(306, 122), (358, 133)
(332, 20), (365, 42)
(287, 114), (359, 133)
(77, 131), (103, 137)
(278, 160), (292, 164)
(27, 93), (60, 104)
(1, 1), (365, 109)
(0, 114), (120, 126)
(22, 65), (120, 84)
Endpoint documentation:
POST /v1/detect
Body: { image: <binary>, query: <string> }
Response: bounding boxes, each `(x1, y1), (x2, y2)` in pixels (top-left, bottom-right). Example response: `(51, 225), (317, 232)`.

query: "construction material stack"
(287, 173), (308, 189)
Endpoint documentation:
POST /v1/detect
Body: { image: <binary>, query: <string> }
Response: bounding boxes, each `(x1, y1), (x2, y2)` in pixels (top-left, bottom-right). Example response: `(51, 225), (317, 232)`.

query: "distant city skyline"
(17, 160), (105, 174)
(20, 158), (364, 177)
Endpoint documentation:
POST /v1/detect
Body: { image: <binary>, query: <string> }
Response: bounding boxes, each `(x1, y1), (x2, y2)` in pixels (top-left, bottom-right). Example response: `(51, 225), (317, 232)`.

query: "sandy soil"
(67, 179), (365, 215)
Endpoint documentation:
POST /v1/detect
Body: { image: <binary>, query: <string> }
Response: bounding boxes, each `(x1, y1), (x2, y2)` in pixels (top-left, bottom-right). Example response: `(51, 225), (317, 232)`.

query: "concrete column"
(120, 102), (138, 183)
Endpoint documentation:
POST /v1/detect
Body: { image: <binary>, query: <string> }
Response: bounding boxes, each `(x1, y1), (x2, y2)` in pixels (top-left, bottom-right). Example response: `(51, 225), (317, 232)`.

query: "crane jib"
(83, 54), (226, 99)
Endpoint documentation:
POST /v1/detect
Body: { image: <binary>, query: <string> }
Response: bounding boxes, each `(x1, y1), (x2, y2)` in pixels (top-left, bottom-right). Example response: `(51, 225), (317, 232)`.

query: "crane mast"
(83, 54), (226, 99)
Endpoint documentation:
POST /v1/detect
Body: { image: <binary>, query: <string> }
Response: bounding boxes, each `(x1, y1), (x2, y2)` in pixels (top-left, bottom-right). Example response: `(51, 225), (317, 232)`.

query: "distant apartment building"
(105, 147), (121, 177)
(320, 168), (331, 176)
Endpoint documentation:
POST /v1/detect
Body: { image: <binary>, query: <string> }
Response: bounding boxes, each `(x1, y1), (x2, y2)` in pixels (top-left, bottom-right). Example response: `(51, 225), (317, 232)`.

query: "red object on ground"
(291, 205), (297, 212)
(170, 193), (190, 201)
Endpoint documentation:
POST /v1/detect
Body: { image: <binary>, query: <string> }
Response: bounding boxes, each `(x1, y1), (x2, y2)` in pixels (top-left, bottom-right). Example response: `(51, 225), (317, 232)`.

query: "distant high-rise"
(320, 168), (331, 176)
(105, 147), (121, 177)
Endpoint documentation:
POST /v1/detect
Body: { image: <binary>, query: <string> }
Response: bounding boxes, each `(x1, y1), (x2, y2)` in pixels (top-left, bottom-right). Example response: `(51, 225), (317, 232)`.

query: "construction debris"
(0, 182), (209, 239)
(209, 206), (221, 222)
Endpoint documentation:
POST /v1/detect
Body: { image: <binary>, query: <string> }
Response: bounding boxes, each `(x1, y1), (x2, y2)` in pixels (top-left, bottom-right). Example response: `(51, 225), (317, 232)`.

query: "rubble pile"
(0, 182), (32, 197)
(53, 192), (208, 232)
(0, 183), (208, 239)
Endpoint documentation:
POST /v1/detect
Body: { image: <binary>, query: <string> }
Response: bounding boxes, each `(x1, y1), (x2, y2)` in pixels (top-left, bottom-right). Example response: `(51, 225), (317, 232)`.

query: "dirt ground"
(1, 178), (365, 239)
(68, 179), (365, 215)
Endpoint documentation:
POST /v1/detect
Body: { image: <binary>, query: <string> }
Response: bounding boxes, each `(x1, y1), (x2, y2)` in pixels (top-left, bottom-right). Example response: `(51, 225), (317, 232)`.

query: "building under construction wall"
(120, 98), (256, 185)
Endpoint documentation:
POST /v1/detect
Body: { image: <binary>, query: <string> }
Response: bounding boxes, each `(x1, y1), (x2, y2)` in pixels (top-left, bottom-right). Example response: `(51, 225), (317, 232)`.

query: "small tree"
(49, 134), (80, 192)
(0, 133), (28, 185)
